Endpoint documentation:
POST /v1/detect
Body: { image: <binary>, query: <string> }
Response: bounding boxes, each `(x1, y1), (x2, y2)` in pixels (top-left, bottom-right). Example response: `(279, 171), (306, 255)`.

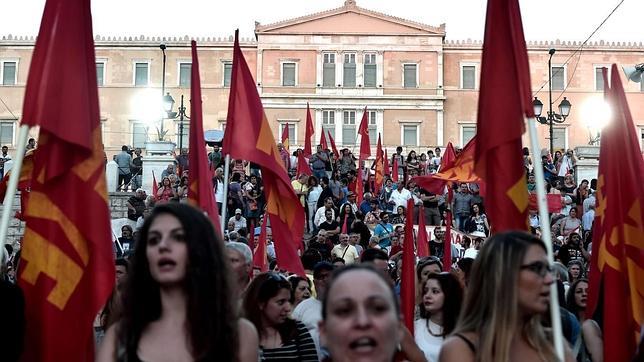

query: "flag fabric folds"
(417, 206), (429, 258)
(303, 103), (314, 157)
(319, 129), (328, 151)
(400, 198), (416, 335)
(414, 141), (474, 195)
(374, 133), (384, 195)
(253, 215), (269, 272)
(281, 122), (290, 151)
(586, 65), (644, 362)
(296, 152), (313, 176)
(17, 0), (114, 360)
(358, 107), (371, 159)
(474, 0), (532, 232)
(188, 41), (221, 234)
(222, 30), (305, 276)
(327, 131), (340, 160)
(152, 170), (159, 197)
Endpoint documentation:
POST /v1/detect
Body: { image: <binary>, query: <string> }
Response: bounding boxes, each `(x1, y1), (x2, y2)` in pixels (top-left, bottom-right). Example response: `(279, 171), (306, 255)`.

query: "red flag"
(392, 156), (399, 182)
(586, 65), (644, 362)
(222, 30), (305, 276)
(152, 170), (159, 197)
(417, 206), (429, 258)
(414, 140), (480, 195)
(319, 129), (328, 151)
(474, 0), (532, 232)
(384, 149), (390, 176)
(17, 0), (114, 360)
(253, 215), (269, 272)
(355, 163), (364, 205)
(358, 107), (371, 159)
(303, 103), (314, 157)
(327, 130), (340, 160)
(188, 41), (221, 234)
(400, 198), (416, 335)
(374, 134), (384, 195)
(296, 152), (313, 176)
(281, 122), (290, 151)
(341, 213), (349, 234)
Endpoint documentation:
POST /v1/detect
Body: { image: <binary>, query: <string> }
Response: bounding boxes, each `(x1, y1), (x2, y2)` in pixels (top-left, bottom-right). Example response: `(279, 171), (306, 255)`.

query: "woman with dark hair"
(155, 177), (175, 204)
(440, 231), (573, 362)
(465, 203), (489, 236)
(288, 276), (312, 309)
(97, 203), (257, 362)
(338, 203), (356, 231)
(176, 176), (189, 202)
(415, 273), (463, 362)
(565, 278), (588, 323)
(243, 273), (318, 361)
(390, 205), (407, 225)
(406, 150), (420, 176)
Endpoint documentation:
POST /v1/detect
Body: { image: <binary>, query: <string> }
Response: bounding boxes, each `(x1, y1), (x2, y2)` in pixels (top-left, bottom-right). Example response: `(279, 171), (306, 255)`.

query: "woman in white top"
(414, 273), (463, 362)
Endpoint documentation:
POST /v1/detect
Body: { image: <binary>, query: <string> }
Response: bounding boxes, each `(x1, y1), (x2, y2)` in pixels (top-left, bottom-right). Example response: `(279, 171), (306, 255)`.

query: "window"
(551, 66), (565, 91)
(402, 125), (418, 146)
(177, 123), (189, 149)
(461, 65), (476, 89)
(594, 66), (611, 91)
(322, 110), (335, 142)
(342, 111), (356, 145)
(1, 61), (17, 85)
(552, 127), (567, 151)
(223, 62), (232, 87)
(179, 63), (191, 88)
(279, 123), (296, 144)
(367, 111), (377, 145)
(96, 62), (105, 87)
(323, 53), (336, 87)
(282, 62), (296, 86)
(134, 62), (149, 86)
(132, 122), (148, 148)
(364, 54), (377, 88)
(462, 125), (477, 146)
(639, 127), (644, 150)
(403, 64), (417, 88)
(0, 122), (14, 145)
(343, 53), (356, 88)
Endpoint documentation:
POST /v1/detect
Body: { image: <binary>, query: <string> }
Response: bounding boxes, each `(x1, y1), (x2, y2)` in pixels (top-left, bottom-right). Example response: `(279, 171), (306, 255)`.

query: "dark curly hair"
(419, 272), (463, 336)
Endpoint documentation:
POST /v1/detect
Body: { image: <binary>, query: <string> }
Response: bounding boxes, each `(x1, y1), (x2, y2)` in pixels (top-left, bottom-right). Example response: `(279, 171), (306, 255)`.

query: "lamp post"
(532, 48), (572, 156)
(159, 44), (167, 140)
(162, 93), (189, 150)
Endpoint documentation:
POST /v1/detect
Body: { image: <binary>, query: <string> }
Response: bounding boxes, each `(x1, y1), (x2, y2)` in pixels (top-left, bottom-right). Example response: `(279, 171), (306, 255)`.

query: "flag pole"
(526, 116), (564, 361)
(0, 124), (31, 260)
(220, 154), (231, 233)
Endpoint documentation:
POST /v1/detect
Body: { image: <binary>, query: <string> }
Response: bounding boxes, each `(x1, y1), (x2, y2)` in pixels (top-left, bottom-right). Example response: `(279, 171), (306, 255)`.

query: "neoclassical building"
(1, 0), (643, 158)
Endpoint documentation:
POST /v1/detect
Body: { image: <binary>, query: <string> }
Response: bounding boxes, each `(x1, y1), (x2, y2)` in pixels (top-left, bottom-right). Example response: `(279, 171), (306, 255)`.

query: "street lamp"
(163, 93), (190, 151)
(159, 44), (168, 140)
(532, 48), (572, 155)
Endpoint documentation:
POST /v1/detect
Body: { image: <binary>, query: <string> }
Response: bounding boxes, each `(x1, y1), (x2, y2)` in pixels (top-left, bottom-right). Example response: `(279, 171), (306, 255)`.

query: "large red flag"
(222, 30), (305, 276)
(281, 122), (290, 151)
(303, 103), (314, 157)
(417, 206), (429, 258)
(319, 129), (328, 151)
(152, 170), (159, 197)
(586, 65), (644, 362)
(188, 41), (221, 234)
(17, 0), (114, 360)
(400, 198), (416, 335)
(374, 133), (384, 195)
(341, 213), (349, 234)
(296, 152), (313, 176)
(474, 0), (532, 232)
(358, 107), (371, 159)
(253, 215), (269, 272)
(327, 130), (340, 160)
(355, 163), (364, 205)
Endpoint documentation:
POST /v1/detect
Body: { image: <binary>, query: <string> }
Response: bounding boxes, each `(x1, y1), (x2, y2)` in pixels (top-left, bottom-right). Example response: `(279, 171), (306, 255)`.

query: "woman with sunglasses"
(440, 231), (573, 362)
(415, 273), (463, 362)
(243, 273), (318, 361)
(97, 203), (258, 362)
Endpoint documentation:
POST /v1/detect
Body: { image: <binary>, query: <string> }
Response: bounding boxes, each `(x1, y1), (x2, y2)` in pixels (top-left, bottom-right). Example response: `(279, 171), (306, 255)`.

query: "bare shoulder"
(237, 318), (259, 362)
(439, 333), (477, 362)
(96, 323), (119, 362)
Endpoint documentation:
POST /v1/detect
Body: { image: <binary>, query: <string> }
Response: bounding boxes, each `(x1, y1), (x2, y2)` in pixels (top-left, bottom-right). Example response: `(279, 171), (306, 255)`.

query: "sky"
(1, 0), (641, 43)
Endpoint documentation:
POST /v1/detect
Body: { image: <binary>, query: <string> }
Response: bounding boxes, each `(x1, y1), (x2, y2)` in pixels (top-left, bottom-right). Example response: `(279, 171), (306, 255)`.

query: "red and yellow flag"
(222, 30), (305, 276)
(358, 106), (371, 160)
(374, 133), (384, 195)
(303, 103), (314, 157)
(586, 65), (644, 362)
(281, 122), (290, 151)
(17, 0), (114, 360)
(474, 0), (532, 232)
(415, 140), (478, 195)
(188, 41), (221, 234)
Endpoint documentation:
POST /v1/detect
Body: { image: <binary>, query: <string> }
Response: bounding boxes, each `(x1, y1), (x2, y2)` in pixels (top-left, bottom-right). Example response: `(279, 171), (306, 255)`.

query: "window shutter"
(283, 63), (296, 86)
(462, 66), (475, 89)
(2, 63), (16, 85)
(403, 64), (417, 88)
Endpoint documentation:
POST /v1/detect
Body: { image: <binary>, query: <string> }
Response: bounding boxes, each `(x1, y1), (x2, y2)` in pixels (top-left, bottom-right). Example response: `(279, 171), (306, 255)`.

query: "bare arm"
(96, 324), (118, 362)
(399, 325), (427, 362)
(582, 320), (603, 362)
(439, 335), (475, 362)
(238, 318), (259, 362)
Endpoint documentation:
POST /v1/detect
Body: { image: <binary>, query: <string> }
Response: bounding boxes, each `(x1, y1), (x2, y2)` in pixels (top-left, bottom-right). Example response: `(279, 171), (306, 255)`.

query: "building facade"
(1, 0), (643, 158)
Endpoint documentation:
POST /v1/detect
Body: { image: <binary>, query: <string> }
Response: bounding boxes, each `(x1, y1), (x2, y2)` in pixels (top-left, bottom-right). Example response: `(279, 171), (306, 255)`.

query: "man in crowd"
(228, 209), (247, 232)
(331, 233), (359, 264)
(309, 230), (332, 261)
(453, 183), (473, 231)
(557, 232), (589, 266)
(161, 163), (176, 179)
(277, 143), (290, 170)
(130, 148), (143, 191)
(208, 144), (222, 169)
(314, 197), (336, 227)
(389, 179), (412, 211)
(114, 145), (133, 191)
(175, 148), (189, 172)
(317, 209), (340, 244)
(225, 241), (253, 299)
(291, 173), (309, 207)
(310, 145), (329, 180)
(374, 212), (394, 249)
(0, 145), (11, 178)
(126, 189), (147, 222)
(582, 203), (595, 235)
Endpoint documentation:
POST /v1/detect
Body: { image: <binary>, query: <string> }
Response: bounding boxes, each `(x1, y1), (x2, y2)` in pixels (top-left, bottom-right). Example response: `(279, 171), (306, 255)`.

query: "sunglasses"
(520, 261), (554, 278)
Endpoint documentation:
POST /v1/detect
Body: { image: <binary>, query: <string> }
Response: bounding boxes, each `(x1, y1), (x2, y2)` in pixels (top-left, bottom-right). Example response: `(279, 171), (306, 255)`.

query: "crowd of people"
(0, 142), (608, 361)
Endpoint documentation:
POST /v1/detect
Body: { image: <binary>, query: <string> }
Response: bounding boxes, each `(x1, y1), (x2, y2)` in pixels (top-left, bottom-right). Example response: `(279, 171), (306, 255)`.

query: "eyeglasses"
(520, 261), (554, 278)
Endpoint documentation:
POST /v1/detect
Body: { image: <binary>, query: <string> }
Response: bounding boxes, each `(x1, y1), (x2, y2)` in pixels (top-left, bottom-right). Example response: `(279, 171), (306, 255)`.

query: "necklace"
(426, 319), (444, 337)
